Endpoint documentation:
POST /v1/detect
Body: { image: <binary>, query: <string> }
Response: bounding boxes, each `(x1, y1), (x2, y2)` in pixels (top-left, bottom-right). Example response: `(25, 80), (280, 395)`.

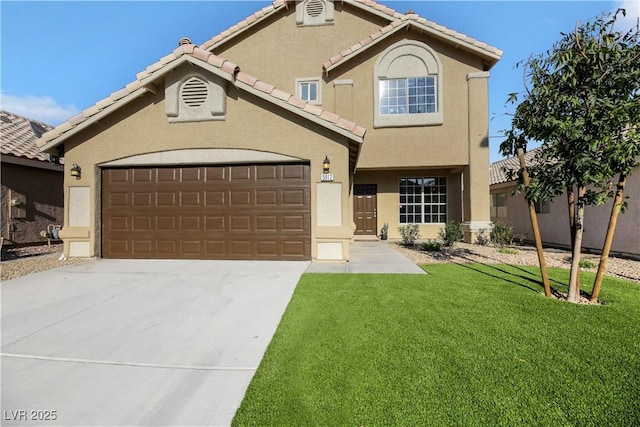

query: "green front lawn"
(233, 264), (640, 426)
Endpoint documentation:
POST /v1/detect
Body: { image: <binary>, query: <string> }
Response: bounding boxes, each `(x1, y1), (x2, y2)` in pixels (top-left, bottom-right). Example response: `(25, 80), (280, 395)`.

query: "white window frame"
(374, 41), (443, 128)
(399, 177), (447, 224)
(296, 77), (322, 105)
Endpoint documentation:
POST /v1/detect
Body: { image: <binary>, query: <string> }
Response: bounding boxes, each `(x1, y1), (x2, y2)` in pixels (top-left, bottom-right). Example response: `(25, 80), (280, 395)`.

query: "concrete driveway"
(1, 259), (309, 426)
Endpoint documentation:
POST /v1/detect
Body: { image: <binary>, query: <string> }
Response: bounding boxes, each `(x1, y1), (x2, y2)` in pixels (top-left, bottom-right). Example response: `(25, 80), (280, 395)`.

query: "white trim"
(295, 77), (322, 105)
(100, 149), (304, 167)
(374, 40), (443, 128)
(467, 71), (491, 80)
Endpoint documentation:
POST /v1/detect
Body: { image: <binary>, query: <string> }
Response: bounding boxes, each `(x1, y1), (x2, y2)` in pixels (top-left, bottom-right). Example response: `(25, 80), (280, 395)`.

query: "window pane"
(309, 83), (317, 100)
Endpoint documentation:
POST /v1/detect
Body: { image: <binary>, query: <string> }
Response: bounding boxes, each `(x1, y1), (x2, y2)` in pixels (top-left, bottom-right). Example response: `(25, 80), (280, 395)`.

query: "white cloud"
(614, 0), (640, 33)
(0, 93), (79, 125)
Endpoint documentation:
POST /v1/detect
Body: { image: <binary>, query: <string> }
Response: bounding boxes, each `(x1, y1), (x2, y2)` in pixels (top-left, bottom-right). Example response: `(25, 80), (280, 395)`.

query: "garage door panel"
(205, 216), (225, 230)
(133, 240), (153, 255)
(133, 169), (154, 183)
(181, 168), (203, 182)
(205, 167), (226, 182)
(256, 216), (277, 231)
(157, 169), (178, 182)
(102, 164), (310, 260)
(256, 165), (279, 181)
(230, 216), (252, 231)
(282, 189), (306, 206)
(230, 190), (251, 205)
(256, 190), (277, 206)
(230, 166), (252, 181)
(133, 217), (152, 231)
(157, 191), (177, 206)
(205, 191), (226, 206)
(133, 192), (152, 206)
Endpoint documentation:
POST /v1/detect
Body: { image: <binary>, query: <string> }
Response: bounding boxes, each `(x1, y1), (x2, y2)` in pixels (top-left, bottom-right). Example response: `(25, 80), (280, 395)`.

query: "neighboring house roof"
(1, 110), (53, 162)
(38, 43), (366, 154)
(200, 0), (502, 70)
(490, 148), (540, 186)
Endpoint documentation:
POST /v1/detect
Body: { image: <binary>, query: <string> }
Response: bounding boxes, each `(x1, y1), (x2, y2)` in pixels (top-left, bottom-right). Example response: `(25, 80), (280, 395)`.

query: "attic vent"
(181, 77), (208, 108)
(305, 0), (324, 17)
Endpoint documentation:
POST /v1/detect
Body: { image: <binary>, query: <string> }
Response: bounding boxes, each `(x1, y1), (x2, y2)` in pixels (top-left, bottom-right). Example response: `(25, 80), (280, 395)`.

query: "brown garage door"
(101, 164), (310, 260)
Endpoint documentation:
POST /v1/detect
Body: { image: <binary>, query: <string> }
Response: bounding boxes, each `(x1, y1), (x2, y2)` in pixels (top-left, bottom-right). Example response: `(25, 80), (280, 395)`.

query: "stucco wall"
(214, 3), (489, 169)
(1, 161), (64, 246)
(214, 4), (492, 238)
(354, 169), (463, 240)
(491, 170), (640, 257)
(60, 79), (355, 259)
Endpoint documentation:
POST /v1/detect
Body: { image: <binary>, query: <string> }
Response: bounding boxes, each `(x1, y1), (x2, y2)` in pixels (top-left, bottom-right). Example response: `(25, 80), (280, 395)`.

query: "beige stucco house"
(490, 153), (640, 258)
(38, 0), (502, 261)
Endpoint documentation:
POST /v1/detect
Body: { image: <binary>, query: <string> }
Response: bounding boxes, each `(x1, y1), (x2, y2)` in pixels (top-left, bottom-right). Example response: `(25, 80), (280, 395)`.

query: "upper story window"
(374, 41), (443, 128)
(296, 0), (334, 27)
(296, 78), (322, 104)
(379, 77), (436, 115)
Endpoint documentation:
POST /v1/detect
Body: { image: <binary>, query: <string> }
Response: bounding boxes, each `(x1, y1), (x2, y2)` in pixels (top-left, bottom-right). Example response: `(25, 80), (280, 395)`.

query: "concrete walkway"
(1, 259), (308, 426)
(305, 240), (426, 274)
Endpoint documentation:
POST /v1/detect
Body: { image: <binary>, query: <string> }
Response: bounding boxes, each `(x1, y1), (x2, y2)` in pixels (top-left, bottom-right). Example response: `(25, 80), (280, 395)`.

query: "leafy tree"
(501, 10), (640, 303)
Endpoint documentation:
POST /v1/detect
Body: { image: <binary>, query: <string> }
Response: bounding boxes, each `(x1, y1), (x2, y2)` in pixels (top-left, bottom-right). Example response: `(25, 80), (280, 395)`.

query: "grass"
(233, 265), (640, 426)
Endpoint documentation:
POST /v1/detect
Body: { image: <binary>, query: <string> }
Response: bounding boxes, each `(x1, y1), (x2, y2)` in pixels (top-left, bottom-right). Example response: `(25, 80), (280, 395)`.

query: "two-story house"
(38, 0), (502, 261)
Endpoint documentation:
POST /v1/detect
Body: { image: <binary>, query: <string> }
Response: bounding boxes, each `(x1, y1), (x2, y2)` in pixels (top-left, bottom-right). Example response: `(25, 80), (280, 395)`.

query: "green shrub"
(398, 224), (420, 246)
(438, 221), (464, 247)
(422, 240), (442, 252)
(475, 228), (490, 246)
(579, 259), (597, 269)
(491, 221), (513, 246)
(497, 247), (519, 255)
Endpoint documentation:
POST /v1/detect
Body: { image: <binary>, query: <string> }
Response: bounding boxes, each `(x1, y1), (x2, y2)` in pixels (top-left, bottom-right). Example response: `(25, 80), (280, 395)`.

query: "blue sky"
(1, 0), (638, 162)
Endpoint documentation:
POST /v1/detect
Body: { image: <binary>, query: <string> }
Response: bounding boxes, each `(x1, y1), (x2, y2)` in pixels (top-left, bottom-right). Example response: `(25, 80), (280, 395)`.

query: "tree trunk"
(567, 186), (580, 288)
(517, 149), (551, 297)
(591, 174), (627, 302)
(567, 186), (586, 303)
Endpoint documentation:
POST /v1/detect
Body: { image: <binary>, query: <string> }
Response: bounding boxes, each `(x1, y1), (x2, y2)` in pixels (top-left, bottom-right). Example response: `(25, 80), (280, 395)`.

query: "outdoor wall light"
(70, 163), (81, 179)
(322, 156), (331, 174)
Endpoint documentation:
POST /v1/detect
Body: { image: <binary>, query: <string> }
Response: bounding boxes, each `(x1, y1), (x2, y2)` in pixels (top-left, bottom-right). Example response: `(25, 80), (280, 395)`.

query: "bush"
(490, 221), (513, 246)
(398, 224), (420, 246)
(422, 240), (442, 252)
(579, 259), (597, 269)
(475, 228), (490, 246)
(438, 221), (464, 247)
(497, 247), (519, 255)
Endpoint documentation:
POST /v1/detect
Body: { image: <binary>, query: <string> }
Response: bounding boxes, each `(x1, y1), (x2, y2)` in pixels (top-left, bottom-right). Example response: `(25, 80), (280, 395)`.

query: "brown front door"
(101, 164), (311, 260)
(354, 184), (377, 235)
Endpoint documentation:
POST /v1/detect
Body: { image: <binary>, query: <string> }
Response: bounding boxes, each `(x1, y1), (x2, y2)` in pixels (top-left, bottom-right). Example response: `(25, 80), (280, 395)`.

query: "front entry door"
(354, 184), (377, 235)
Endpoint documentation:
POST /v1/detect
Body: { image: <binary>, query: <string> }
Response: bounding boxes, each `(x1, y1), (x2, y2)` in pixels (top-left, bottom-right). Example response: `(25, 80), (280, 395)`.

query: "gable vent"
(181, 77), (208, 108)
(305, 0), (324, 17)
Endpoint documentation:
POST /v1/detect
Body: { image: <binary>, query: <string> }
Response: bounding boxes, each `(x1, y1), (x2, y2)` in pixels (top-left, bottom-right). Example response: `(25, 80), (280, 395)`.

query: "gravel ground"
(392, 241), (640, 283)
(1, 244), (88, 282)
(2, 242), (638, 284)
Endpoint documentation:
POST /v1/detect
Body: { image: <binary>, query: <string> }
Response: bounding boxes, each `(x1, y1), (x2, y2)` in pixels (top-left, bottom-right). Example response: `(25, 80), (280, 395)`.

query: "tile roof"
(322, 14), (502, 74)
(1, 110), (53, 162)
(39, 43), (365, 152)
(199, 0), (502, 70)
(490, 148), (540, 186)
